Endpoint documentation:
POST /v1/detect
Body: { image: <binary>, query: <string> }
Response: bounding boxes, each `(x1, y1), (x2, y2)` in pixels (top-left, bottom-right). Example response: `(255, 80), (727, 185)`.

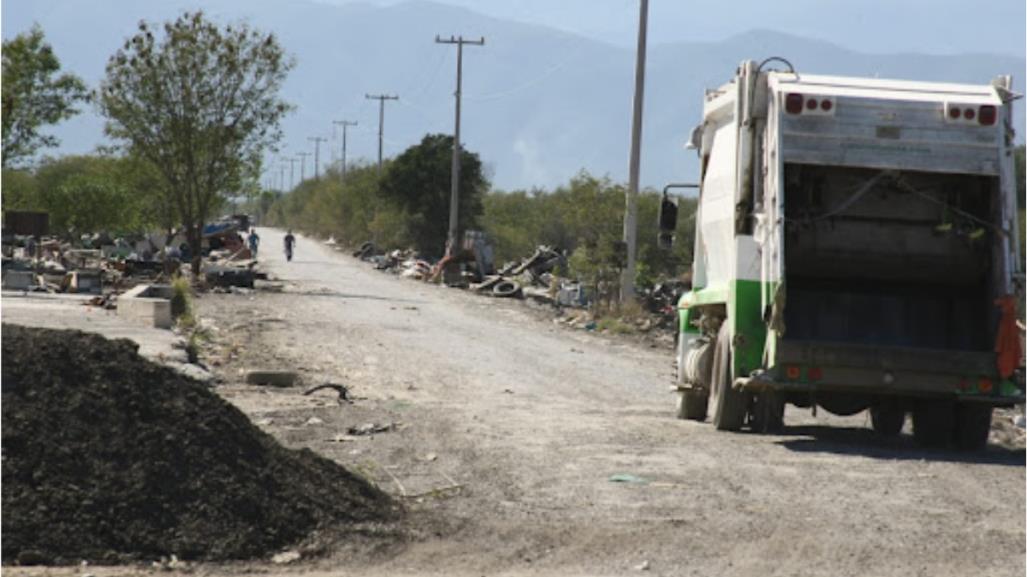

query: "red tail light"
(785, 366), (801, 380)
(820, 99), (833, 112)
(948, 106), (961, 119)
(963, 108), (976, 120)
(978, 378), (993, 394)
(978, 105), (997, 126)
(785, 93), (803, 114)
(807, 367), (823, 381)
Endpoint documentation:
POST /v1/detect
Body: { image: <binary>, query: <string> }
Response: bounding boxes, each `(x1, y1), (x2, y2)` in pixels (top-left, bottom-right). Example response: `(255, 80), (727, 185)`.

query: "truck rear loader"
(673, 59), (1024, 449)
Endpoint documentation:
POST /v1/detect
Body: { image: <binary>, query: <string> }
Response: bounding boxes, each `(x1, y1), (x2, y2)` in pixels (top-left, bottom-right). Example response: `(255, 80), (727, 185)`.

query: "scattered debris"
(245, 370), (299, 387)
(271, 550), (302, 565)
(346, 422), (395, 436)
(609, 474), (649, 484)
(304, 417), (325, 426)
(635, 560), (651, 571)
(304, 383), (352, 404)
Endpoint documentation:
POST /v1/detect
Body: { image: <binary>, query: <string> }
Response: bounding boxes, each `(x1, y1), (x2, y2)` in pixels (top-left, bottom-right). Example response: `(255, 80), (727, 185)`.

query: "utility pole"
(308, 136), (327, 180)
(620, 0), (649, 303)
(435, 34), (485, 254)
(278, 163), (286, 193)
(333, 120), (358, 179)
(286, 157), (298, 191)
(365, 93), (399, 173)
(296, 151), (311, 183)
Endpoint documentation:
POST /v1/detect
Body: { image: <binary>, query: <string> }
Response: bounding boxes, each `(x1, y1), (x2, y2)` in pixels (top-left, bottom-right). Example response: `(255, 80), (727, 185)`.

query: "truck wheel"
(912, 401), (954, 448)
(870, 405), (905, 437)
(750, 390), (785, 433)
(953, 404), (992, 451)
(710, 323), (745, 431)
(676, 390), (709, 421)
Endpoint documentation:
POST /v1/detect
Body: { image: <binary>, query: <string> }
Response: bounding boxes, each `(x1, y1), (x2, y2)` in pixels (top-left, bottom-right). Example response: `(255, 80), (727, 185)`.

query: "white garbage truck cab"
(674, 59), (1023, 449)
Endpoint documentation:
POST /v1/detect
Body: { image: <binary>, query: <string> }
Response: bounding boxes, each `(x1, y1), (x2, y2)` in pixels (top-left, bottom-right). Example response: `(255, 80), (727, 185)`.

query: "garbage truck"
(671, 59), (1023, 449)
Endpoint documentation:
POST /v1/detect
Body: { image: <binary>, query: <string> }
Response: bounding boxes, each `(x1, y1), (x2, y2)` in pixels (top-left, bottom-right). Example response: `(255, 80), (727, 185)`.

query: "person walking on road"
(284, 230), (296, 262)
(247, 228), (260, 258)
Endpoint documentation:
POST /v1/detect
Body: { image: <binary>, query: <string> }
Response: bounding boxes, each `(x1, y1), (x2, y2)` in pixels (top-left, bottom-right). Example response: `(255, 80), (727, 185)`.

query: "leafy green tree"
(1, 25), (88, 166)
(379, 134), (488, 257)
(30, 154), (155, 236)
(98, 12), (293, 272)
(0, 167), (40, 209)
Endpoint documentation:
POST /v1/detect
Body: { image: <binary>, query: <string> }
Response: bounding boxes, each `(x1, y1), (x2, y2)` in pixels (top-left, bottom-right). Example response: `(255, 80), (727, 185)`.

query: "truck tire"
(953, 403), (992, 451)
(912, 401), (954, 448)
(750, 390), (785, 433)
(870, 405), (905, 437)
(676, 390), (709, 421)
(674, 335), (709, 421)
(710, 323), (745, 431)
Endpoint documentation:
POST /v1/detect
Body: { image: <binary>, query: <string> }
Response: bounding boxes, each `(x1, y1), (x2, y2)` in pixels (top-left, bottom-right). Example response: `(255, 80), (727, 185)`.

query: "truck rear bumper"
(744, 340), (1024, 404)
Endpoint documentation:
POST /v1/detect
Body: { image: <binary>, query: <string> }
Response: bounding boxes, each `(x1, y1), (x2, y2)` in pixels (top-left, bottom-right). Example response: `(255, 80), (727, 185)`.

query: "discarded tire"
(245, 370), (299, 387)
(492, 280), (521, 298)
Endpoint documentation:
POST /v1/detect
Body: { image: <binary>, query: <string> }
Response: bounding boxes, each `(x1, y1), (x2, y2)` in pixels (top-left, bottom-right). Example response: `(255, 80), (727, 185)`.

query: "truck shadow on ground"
(775, 425), (1025, 466)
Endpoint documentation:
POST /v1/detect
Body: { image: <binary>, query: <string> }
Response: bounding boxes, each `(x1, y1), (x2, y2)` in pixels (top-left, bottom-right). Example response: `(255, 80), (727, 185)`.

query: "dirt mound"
(1, 324), (398, 565)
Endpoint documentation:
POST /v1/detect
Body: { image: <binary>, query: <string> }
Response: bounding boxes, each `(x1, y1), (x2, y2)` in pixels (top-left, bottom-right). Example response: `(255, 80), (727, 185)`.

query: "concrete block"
(67, 269), (102, 294)
(117, 284), (173, 329)
(2, 270), (35, 290)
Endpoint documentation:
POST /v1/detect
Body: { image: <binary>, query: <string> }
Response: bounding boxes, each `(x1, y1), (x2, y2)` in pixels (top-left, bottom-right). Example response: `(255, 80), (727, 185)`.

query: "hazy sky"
(321, 0), (1026, 57)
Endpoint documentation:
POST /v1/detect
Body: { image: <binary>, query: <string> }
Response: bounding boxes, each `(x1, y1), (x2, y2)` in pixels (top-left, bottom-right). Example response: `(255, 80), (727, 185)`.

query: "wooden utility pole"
(435, 34), (484, 254)
(333, 120), (358, 179)
(296, 151), (311, 183)
(308, 136), (327, 180)
(621, 0), (649, 302)
(365, 93), (399, 173)
(284, 157), (298, 191)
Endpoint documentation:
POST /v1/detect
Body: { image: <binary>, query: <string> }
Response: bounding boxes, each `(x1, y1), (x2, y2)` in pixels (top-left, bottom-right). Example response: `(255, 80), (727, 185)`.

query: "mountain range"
(3, 0), (1024, 190)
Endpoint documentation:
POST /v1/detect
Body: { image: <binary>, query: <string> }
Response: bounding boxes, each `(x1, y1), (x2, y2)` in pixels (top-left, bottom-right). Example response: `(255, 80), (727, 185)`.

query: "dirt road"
(14, 229), (1022, 576)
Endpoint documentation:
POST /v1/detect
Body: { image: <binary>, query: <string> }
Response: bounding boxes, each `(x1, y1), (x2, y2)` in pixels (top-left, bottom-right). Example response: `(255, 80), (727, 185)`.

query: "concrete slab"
(2, 291), (186, 364)
(117, 284), (173, 329)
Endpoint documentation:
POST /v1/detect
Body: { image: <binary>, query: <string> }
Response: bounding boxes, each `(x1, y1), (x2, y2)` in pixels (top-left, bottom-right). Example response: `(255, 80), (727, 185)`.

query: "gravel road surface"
(9, 228), (1023, 577)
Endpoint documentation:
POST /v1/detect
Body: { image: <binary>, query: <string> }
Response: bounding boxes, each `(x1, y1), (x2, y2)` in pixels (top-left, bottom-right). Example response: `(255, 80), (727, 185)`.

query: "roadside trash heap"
(1, 213), (269, 312)
(344, 231), (689, 339)
(1, 325), (398, 565)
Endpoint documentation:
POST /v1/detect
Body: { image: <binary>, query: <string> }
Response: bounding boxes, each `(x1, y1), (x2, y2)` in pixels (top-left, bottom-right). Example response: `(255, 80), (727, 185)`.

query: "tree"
(1, 25), (88, 167)
(28, 154), (156, 237)
(380, 134), (488, 257)
(99, 12), (292, 272)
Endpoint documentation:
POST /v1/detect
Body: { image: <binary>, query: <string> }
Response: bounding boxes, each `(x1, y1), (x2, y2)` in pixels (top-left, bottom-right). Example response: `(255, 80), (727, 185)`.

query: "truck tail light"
(785, 93), (803, 114)
(948, 106), (961, 119)
(785, 365), (801, 380)
(963, 108), (976, 120)
(978, 378), (993, 394)
(807, 367), (823, 381)
(978, 105), (997, 125)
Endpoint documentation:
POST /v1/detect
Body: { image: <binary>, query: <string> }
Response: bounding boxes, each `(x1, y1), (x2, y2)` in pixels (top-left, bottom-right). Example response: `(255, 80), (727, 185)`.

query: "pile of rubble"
(347, 232), (687, 339)
(1, 325), (398, 565)
(2, 213), (267, 313)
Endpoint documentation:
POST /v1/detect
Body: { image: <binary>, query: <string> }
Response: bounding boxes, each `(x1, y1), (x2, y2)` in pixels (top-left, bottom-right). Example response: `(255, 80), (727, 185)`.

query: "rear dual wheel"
(912, 401), (992, 450)
(870, 405), (905, 437)
(710, 324), (746, 431)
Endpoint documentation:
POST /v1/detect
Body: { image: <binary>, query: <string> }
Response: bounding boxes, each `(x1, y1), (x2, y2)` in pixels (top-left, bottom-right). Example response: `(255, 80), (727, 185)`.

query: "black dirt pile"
(1, 324), (398, 564)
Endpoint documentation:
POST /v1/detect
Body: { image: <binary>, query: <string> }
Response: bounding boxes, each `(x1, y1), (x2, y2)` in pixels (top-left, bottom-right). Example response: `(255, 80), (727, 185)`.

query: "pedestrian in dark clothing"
(284, 230), (296, 262)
